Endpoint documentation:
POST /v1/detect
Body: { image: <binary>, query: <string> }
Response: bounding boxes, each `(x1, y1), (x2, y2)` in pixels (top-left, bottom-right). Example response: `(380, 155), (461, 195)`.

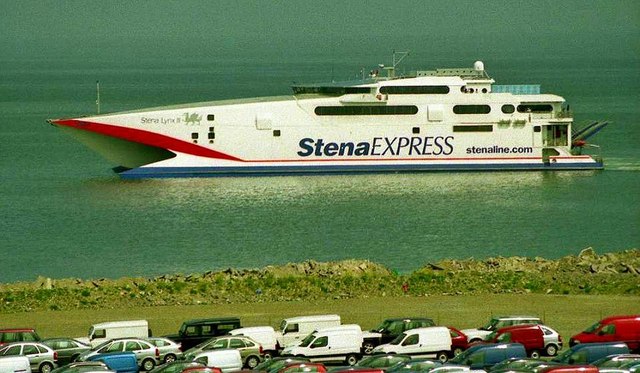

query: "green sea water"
(1, 1), (638, 282)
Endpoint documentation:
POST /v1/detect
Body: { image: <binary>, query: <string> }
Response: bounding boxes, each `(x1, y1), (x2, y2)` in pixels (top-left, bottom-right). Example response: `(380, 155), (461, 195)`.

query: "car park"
(0, 355), (32, 373)
(146, 337), (183, 364)
(461, 316), (542, 344)
(0, 330), (42, 346)
(570, 315), (640, 352)
(76, 338), (160, 371)
(372, 326), (452, 362)
(551, 342), (630, 365)
(182, 335), (262, 369)
(448, 343), (527, 371)
(42, 338), (92, 365)
(192, 349), (243, 372)
(0, 342), (58, 373)
(165, 319), (241, 351)
(85, 352), (138, 373)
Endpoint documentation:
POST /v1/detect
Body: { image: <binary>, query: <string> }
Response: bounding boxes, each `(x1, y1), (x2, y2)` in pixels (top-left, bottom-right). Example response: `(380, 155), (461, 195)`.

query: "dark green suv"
(165, 318), (241, 350)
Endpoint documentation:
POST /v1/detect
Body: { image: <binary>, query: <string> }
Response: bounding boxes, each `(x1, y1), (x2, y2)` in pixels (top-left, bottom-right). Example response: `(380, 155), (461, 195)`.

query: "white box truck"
(79, 320), (150, 347)
(276, 314), (340, 348)
(280, 324), (363, 366)
(372, 326), (452, 362)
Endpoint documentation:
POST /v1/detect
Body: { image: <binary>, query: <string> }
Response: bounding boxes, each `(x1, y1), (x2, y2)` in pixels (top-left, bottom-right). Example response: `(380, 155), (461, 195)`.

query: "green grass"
(2, 293), (638, 353)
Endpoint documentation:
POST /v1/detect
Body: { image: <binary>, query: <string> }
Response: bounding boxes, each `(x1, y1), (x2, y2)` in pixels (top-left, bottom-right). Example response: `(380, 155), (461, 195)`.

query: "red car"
(570, 315), (640, 352)
(277, 362), (327, 373)
(448, 326), (469, 356)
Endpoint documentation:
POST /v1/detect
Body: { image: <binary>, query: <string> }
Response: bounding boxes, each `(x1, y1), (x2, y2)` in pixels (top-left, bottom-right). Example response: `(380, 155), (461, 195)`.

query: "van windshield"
(390, 333), (407, 345)
(298, 333), (316, 347)
(584, 321), (602, 333)
(279, 321), (287, 333)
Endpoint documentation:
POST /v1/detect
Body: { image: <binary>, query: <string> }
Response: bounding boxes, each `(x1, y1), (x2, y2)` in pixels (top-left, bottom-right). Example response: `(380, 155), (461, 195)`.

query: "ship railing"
(556, 108), (573, 119)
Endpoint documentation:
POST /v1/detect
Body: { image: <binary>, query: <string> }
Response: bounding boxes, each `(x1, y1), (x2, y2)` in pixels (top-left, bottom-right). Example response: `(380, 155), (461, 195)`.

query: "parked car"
(253, 357), (310, 373)
(0, 355), (32, 373)
(331, 354), (411, 371)
(370, 318), (435, 347)
(461, 316), (542, 343)
(50, 361), (113, 373)
(150, 361), (205, 373)
(192, 349), (243, 372)
(592, 353), (640, 369)
(276, 363), (327, 373)
(229, 327), (278, 359)
(76, 338), (160, 371)
(82, 320), (150, 348)
(277, 315), (341, 349)
(42, 338), (91, 365)
(146, 337), (183, 364)
(165, 318), (242, 351)
(85, 352), (138, 373)
(281, 325), (362, 366)
(485, 324), (561, 358)
(448, 343), (527, 371)
(0, 342), (58, 373)
(0, 330), (41, 346)
(372, 327), (452, 362)
(183, 335), (262, 369)
(385, 358), (444, 373)
(570, 315), (640, 352)
(448, 327), (469, 356)
(551, 342), (630, 365)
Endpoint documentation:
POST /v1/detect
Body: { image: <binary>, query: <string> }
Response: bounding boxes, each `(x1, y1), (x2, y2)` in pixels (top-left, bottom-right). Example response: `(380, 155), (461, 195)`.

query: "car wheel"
(362, 342), (375, 355)
(142, 358), (156, 371)
(262, 351), (274, 360)
(164, 354), (177, 364)
(345, 354), (358, 366)
(245, 355), (260, 369)
(530, 350), (541, 359)
(453, 347), (464, 356)
(436, 351), (449, 363)
(545, 344), (558, 356)
(40, 362), (53, 373)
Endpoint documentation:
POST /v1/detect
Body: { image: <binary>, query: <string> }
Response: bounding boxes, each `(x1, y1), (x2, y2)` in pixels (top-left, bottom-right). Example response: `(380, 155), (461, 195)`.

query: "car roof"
(496, 324), (542, 333)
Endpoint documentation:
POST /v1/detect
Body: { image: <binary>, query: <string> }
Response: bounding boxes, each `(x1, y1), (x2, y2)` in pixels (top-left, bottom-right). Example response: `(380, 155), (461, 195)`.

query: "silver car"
(76, 338), (159, 371)
(145, 337), (183, 364)
(0, 341), (58, 373)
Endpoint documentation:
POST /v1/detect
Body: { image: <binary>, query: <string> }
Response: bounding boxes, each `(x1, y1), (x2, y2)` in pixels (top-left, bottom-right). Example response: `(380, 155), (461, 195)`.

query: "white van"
(0, 356), (31, 373)
(193, 349), (242, 372)
(372, 326), (452, 362)
(276, 314), (340, 348)
(281, 324), (363, 366)
(80, 320), (150, 347)
(229, 326), (278, 358)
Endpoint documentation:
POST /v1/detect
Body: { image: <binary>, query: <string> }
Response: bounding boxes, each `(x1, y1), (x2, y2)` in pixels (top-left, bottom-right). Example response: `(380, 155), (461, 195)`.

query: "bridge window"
(517, 104), (553, 113)
(501, 105), (515, 114)
(379, 85), (449, 94)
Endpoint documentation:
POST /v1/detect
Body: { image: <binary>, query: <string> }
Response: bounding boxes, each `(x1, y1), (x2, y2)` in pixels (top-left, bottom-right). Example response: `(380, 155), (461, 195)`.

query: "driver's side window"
(402, 334), (419, 346)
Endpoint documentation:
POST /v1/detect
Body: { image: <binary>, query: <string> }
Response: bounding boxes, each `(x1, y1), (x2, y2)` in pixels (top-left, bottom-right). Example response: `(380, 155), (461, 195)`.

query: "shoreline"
(1, 248), (638, 313)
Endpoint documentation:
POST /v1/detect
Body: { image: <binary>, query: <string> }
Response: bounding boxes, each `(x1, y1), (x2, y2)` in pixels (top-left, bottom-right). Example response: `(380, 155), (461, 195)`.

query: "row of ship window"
(313, 104), (553, 116)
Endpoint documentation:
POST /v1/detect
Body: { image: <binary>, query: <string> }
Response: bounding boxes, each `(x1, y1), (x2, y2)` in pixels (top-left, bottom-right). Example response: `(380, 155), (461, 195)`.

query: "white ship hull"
(50, 61), (605, 178)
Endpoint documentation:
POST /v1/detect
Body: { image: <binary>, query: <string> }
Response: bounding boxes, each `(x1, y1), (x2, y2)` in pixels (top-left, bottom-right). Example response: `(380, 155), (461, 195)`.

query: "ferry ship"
(49, 57), (608, 178)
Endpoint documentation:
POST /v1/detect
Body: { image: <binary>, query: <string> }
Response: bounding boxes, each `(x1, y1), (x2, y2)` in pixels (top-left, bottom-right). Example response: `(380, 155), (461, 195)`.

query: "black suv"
(373, 317), (435, 344)
(165, 318), (241, 350)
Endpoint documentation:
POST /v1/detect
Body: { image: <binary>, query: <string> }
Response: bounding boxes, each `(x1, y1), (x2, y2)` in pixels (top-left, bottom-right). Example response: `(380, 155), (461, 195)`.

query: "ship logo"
(183, 113), (202, 126)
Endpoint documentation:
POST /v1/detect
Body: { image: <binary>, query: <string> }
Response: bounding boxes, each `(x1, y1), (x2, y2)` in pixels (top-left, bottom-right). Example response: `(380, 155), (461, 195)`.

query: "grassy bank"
(1, 294), (639, 350)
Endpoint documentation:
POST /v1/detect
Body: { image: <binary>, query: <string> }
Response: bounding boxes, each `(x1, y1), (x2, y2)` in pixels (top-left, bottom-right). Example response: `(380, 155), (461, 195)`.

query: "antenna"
(96, 80), (101, 114)
(392, 50), (410, 69)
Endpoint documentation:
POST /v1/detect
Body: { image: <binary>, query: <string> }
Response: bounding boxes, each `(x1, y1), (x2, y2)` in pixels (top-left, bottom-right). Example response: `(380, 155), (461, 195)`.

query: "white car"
(0, 342), (57, 373)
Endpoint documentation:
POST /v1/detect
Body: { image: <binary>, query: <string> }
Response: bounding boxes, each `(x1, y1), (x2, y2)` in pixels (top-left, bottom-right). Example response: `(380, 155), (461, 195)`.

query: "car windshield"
(389, 333), (407, 346)
(91, 340), (112, 351)
(355, 356), (379, 367)
(374, 320), (393, 333)
(583, 321), (602, 333)
(298, 334), (316, 348)
(480, 318), (500, 331)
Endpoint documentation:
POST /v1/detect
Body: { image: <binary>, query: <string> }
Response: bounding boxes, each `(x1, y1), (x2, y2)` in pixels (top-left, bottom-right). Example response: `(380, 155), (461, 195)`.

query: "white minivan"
(79, 320), (150, 347)
(281, 325), (363, 366)
(193, 349), (242, 373)
(372, 326), (452, 362)
(276, 315), (340, 348)
(0, 356), (31, 373)
(229, 326), (278, 358)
